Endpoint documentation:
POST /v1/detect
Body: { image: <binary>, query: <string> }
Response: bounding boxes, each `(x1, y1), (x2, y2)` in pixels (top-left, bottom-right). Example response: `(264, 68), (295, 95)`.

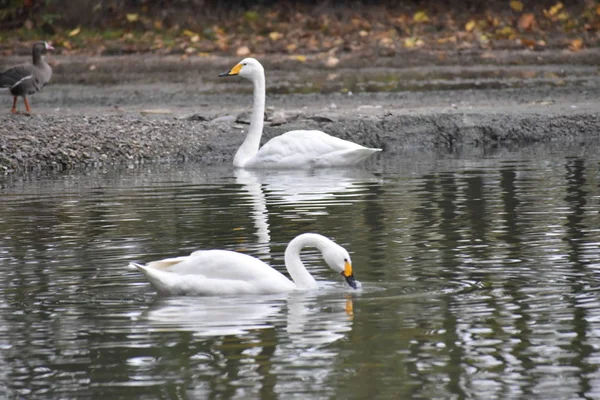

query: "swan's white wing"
(134, 249), (297, 296)
(247, 130), (379, 168)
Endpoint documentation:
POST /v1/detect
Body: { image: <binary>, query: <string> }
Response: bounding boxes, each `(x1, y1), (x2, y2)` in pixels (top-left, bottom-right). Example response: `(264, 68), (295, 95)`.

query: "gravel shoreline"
(1, 51), (599, 175)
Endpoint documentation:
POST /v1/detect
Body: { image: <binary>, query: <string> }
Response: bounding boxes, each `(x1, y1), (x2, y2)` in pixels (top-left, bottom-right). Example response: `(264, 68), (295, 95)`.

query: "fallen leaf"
(544, 2), (563, 18)
(496, 26), (515, 38)
(404, 37), (416, 48)
(183, 29), (197, 37)
(359, 30), (369, 37)
(268, 31), (283, 41)
(190, 34), (200, 43)
(413, 11), (429, 23)
(291, 54), (307, 62)
(286, 43), (297, 52)
(557, 11), (570, 21)
(437, 36), (456, 44)
(62, 40), (72, 50)
(520, 38), (536, 48)
(465, 20), (476, 32)
(518, 13), (536, 30)
(126, 13), (139, 22)
(403, 37), (423, 48)
(569, 38), (583, 51)
(325, 56), (339, 68)
(68, 27), (81, 37)
(510, 1), (524, 12)
(236, 46), (251, 56)
(380, 37), (394, 47)
(597, 4), (600, 16)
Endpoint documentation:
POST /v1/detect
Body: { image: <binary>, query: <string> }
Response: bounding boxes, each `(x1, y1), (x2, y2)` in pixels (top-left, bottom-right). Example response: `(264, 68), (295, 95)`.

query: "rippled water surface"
(2, 147), (600, 399)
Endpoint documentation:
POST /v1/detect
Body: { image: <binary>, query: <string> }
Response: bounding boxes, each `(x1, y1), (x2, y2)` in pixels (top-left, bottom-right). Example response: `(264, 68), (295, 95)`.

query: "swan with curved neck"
(131, 233), (358, 296)
(219, 58), (381, 169)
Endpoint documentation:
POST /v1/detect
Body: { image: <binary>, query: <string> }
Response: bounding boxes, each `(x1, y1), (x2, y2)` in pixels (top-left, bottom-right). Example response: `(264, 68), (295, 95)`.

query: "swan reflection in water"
(143, 289), (355, 344)
(235, 167), (382, 250)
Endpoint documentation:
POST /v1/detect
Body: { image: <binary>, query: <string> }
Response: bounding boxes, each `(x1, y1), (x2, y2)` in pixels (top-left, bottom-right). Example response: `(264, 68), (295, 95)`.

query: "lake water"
(1, 145), (600, 399)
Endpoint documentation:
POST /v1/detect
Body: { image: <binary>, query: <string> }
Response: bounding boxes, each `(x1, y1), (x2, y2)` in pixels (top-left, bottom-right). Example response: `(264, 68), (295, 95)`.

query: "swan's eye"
(242, 63), (247, 66)
(343, 258), (348, 262)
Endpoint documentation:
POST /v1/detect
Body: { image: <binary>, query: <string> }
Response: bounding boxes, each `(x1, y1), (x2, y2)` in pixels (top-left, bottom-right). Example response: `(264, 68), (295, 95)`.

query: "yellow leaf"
(496, 26), (515, 38)
(268, 31), (283, 41)
(68, 27), (80, 37)
(465, 20), (477, 32)
(126, 13), (139, 22)
(510, 1), (524, 12)
(291, 55), (307, 62)
(286, 43), (297, 52)
(413, 11), (429, 23)
(557, 11), (570, 21)
(404, 37), (417, 48)
(359, 30), (369, 37)
(190, 34), (200, 43)
(62, 40), (72, 50)
(546, 2), (563, 17)
(182, 29), (197, 37)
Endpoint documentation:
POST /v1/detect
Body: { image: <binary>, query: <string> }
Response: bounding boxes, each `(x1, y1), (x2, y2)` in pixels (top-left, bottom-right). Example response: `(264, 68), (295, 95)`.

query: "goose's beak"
(219, 63), (242, 77)
(342, 260), (357, 289)
(45, 42), (54, 51)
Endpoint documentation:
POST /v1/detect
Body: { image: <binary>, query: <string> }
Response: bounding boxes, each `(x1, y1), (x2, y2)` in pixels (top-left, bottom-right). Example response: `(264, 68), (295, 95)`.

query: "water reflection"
(144, 290), (353, 342)
(2, 149), (600, 398)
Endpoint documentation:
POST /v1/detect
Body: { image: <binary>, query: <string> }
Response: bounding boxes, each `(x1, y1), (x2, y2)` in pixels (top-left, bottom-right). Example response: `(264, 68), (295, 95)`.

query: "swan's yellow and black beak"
(219, 63), (243, 77)
(342, 260), (357, 289)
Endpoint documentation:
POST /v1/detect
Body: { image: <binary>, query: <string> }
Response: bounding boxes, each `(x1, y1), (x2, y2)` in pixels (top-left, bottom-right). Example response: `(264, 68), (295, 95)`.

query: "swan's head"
(323, 244), (357, 290)
(219, 58), (264, 80)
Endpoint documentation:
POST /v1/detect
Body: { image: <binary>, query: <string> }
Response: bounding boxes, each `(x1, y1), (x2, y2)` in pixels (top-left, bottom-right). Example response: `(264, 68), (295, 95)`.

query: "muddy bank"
(1, 100), (598, 174)
(0, 54), (599, 174)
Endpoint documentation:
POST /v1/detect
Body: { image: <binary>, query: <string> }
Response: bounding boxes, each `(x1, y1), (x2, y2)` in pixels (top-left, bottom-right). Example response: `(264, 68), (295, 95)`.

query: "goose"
(0, 41), (53, 114)
(219, 58), (381, 168)
(131, 233), (359, 296)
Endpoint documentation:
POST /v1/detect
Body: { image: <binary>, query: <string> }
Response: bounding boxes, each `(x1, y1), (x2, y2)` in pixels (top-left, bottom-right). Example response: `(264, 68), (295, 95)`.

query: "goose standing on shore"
(219, 58), (381, 169)
(131, 233), (359, 296)
(0, 41), (54, 114)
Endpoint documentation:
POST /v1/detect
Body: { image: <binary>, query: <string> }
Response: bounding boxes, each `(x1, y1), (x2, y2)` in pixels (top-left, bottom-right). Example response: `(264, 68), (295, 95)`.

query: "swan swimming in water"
(131, 233), (359, 296)
(219, 58), (382, 169)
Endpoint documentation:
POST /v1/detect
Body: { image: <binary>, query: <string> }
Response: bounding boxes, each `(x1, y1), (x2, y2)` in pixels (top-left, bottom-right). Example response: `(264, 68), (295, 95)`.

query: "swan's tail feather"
(313, 147), (381, 167)
(128, 262), (146, 271)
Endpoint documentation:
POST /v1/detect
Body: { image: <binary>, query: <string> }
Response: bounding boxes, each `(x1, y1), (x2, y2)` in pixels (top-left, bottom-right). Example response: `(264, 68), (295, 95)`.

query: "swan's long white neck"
(284, 233), (331, 289)
(234, 70), (265, 168)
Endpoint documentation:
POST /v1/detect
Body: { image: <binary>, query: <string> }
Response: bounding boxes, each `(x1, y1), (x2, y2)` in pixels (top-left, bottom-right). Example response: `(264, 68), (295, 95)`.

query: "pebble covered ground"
(1, 50), (599, 174)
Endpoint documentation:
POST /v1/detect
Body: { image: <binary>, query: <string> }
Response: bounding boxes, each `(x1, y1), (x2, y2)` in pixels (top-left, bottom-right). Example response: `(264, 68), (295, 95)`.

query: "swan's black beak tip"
(218, 71), (231, 77)
(342, 273), (358, 289)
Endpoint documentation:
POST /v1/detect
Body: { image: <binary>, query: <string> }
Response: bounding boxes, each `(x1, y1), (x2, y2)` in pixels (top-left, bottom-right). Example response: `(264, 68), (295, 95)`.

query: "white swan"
(131, 233), (358, 296)
(219, 58), (382, 169)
